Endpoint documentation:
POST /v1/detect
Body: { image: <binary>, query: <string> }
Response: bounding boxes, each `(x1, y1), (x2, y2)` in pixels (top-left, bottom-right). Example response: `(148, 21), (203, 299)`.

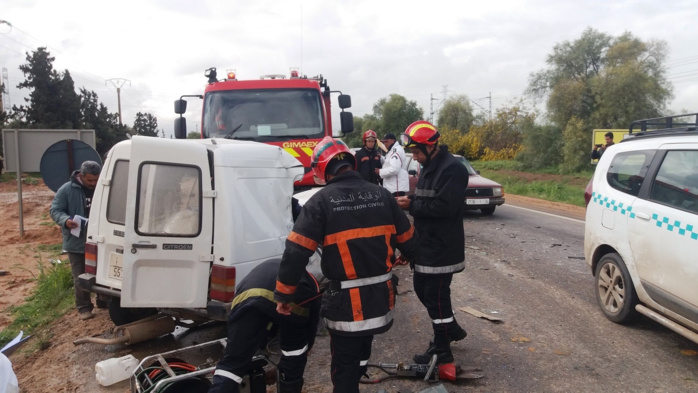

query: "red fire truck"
(174, 67), (354, 189)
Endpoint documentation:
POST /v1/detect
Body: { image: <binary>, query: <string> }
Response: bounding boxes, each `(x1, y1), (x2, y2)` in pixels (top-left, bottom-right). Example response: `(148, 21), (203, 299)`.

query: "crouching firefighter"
(209, 258), (321, 393)
(274, 137), (420, 393)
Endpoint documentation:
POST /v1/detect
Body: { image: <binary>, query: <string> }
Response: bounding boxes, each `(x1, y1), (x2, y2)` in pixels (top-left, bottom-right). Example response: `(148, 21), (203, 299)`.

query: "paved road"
(95, 204), (698, 392)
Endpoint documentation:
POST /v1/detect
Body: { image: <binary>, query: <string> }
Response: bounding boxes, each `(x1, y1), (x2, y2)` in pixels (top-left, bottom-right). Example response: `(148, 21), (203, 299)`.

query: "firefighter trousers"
(209, 307), (308, 393)
(329, 333), (373, 393)
(414, 271), (459, 350)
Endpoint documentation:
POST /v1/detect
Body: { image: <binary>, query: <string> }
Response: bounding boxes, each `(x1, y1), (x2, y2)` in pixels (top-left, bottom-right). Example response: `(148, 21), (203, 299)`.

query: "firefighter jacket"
(408, 146), (469, 274)
(274, 171), (419, 336)
(379, 143), (409, 193)
(355, 146), (383, 185)
(231, 259), (321, 349)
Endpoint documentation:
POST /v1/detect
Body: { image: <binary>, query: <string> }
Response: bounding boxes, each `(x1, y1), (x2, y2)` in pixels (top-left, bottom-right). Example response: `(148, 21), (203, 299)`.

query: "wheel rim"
(598, 262), (625, 313)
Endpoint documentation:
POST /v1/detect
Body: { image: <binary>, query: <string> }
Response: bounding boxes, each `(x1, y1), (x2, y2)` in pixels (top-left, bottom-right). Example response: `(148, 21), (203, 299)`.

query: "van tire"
(108, 301), (158, 326)
(594, 253), (639, 324)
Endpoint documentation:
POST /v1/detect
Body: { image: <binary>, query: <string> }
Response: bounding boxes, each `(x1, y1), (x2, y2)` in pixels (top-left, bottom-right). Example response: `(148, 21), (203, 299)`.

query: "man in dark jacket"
(396, 121), (469, 365)
(50, 160), (103, 320)
(275, 137), (419, 393)
(354, 130), (383, 185)
(209, 258), (321, 393)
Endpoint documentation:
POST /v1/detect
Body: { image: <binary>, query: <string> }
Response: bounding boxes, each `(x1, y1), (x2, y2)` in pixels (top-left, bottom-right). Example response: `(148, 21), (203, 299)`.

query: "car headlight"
(492, 187), (503, 197)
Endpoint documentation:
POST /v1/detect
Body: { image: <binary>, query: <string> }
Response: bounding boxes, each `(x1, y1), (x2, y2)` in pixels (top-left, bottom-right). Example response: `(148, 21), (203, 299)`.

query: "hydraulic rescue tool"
(360, 354), (484, 384)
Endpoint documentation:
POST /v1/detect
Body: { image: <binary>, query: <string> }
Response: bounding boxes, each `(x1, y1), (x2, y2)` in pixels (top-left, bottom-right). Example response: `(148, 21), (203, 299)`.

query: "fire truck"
(174, 67), (354, 189)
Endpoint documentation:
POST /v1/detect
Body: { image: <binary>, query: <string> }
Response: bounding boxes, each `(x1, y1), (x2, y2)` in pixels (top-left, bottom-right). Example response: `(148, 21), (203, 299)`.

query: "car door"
(628, 146), (698, 313)
(121, 136), (214, 308)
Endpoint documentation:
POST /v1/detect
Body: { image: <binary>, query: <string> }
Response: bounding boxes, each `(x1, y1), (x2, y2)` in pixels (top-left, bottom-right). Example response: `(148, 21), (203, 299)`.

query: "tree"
(133, 112), (159, 137)
(187, 131), (201, 139)
(372, 94), (423, 136)
(527, 28), (672, 130)
(15, 47), (81, 129)
(437, 95), (475, 132)
(80, 88), (128, 156)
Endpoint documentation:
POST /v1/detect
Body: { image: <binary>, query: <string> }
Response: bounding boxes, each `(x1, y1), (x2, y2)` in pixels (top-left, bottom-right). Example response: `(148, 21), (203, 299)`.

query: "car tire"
(480, 206), (496, 215)
(108, 300), (158, 326)
(594, 253), (639, 324)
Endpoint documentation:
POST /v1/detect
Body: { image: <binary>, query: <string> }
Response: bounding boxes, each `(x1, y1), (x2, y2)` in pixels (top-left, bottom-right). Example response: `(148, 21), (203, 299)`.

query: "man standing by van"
(378, 133), (409, 196)
(50, 161), (104, 320)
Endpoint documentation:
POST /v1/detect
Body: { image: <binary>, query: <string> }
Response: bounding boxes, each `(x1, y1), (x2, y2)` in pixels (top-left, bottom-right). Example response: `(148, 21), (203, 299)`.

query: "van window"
(106, 160), (129, 225)
(650, 150), (698, 214)
(136, 163), (201, 236)
(606, 151), (654, 197)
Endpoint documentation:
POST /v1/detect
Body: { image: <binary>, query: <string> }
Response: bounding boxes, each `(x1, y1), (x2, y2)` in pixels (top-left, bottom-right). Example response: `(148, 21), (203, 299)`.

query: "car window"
(650, 150), (698, 214)
(106, 159), (129, 225)
(606, 150), (654, 197)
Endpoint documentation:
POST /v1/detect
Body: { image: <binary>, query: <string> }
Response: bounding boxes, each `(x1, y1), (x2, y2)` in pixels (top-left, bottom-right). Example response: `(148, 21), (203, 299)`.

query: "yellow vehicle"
(591, 129), (628, 164)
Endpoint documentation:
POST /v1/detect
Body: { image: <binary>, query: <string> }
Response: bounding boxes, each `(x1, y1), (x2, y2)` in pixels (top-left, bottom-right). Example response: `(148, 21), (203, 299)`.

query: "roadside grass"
(0, 257), (74, 350)
(471, 160), (594, 207)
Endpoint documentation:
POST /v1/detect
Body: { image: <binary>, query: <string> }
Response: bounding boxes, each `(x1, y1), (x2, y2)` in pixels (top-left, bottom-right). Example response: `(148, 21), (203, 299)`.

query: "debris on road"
(459, 307), (504, 323)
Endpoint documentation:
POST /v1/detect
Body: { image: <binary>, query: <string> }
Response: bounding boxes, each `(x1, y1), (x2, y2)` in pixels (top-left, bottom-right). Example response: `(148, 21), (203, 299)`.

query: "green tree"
(516, 123), (564, 170)
(133, 112), (159, 136)
(187, 131), (201, 139)
(527, 28), (672, 130)
(15, 47), (81, 129)
(437, 95), (475, 132)
(371, 94), (423, 137)
(80, 88), (128, 156)
(561, 116), (590, 173)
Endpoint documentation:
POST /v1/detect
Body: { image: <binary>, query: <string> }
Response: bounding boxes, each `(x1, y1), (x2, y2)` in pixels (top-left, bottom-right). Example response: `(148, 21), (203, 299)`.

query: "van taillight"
(210, 265), (236, 302)
(85, 242), (98, 275)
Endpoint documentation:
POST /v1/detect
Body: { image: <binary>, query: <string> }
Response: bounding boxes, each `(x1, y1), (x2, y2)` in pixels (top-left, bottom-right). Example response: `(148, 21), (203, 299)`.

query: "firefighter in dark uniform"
(209, 258), (321, 393)
(354, 129), (383, 185)
(274, 136), (419, 393)
(396, 120), (469, 365)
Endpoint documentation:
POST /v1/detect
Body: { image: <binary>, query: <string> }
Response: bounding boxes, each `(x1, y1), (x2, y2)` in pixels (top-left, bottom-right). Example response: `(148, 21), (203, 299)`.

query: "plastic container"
(95, 354), (139, 386)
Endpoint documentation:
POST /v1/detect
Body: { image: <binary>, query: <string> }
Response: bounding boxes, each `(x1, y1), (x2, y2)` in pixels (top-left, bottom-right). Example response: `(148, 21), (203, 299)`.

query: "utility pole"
(429, 94), (439, 124)
(488, 92), (492, 121)
(1, 68), (9, 113)
(106, 78), (130, 126)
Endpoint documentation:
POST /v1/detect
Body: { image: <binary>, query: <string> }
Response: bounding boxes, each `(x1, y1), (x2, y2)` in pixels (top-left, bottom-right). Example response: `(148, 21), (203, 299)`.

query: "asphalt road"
(96, 204), (698, 393)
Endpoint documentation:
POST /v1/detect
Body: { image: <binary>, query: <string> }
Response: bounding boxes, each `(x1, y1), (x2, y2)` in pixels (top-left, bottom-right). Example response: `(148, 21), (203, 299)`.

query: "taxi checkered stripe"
(592, 191), (698, 241)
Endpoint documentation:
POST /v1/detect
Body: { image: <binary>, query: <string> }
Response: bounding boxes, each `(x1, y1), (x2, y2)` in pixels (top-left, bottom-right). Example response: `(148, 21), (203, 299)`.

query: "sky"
(2, 0), (697, 137)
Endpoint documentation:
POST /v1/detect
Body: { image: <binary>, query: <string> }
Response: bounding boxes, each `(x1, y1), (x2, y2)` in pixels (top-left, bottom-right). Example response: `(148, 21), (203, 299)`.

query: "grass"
(0, 258), (74, 350)
(471, 160), (594, 207)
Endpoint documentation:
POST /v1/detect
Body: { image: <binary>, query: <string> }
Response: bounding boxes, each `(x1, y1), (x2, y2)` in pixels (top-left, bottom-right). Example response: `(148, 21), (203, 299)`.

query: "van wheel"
(594, 253), (639, 324)
(481, 206), (496, 215)
(108, 301), (157, 326)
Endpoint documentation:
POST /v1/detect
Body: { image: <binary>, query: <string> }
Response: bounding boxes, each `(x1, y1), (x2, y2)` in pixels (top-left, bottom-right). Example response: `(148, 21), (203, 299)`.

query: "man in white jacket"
(378, 133), (409, 196)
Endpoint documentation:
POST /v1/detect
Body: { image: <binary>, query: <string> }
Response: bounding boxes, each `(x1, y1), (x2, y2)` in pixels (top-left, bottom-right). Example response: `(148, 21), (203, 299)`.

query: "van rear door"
(121, 136), (214, 308)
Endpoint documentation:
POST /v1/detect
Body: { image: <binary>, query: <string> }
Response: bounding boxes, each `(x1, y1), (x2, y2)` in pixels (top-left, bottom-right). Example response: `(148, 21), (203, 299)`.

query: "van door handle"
(131, 243), (157, 249)
(635, 212), (650, 220)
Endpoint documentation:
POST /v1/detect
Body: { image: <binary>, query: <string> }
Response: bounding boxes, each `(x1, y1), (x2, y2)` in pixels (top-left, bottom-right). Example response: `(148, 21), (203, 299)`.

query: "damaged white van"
(79, 135), (303, 325)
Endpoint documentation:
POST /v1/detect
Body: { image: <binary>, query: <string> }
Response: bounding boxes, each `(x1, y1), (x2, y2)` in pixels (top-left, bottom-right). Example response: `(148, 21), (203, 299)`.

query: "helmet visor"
(401, 134), (416, 148)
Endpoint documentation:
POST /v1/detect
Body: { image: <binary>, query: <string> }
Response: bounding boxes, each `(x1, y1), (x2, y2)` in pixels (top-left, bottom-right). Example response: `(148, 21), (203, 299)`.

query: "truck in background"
(79, 135), (305, 325)
(174, 68), (354, 190)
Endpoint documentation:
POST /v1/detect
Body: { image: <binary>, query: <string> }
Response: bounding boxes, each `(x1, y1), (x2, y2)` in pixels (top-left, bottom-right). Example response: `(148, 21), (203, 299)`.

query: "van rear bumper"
(78, 273), (230, 321)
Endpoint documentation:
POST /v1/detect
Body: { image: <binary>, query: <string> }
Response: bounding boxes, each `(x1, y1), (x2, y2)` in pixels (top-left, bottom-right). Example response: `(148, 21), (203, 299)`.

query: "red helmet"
(402, 121), (440, 148)
(363, 130), (378, 142)
(311, 136), (356, 184)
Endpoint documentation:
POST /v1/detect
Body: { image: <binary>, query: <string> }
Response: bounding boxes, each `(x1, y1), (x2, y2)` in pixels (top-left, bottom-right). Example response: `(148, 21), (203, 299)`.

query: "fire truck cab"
(174, 68), (354, 189)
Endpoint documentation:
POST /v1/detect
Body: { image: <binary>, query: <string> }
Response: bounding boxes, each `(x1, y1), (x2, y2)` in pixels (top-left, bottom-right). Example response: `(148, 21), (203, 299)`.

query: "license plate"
(108, 253), (123, 280)
(466, 198), (489, 205)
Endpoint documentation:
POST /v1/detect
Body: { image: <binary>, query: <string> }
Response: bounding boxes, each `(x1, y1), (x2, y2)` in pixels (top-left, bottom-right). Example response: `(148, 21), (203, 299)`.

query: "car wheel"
(108, 301), (158, 326)
(594, 253), (639, 324)
(480, 206), (496, 215)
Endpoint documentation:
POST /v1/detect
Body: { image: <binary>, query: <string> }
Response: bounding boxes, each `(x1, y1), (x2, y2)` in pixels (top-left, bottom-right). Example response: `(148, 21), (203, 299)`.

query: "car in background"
(584, 113), (698, 345)
(406, 153), (505, 215)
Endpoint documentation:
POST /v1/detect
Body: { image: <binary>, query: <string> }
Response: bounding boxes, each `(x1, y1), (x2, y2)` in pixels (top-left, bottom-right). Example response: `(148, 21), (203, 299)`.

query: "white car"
(584, 113), (698, 345)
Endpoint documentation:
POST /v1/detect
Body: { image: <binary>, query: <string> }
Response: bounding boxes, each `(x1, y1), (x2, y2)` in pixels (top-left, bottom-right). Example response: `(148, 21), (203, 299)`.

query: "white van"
(79, 135), (303, 325)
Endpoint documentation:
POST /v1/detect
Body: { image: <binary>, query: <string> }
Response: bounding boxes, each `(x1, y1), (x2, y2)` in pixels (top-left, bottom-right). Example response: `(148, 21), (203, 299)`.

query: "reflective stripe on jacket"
(275, 171), (419, 336)
(408, 146), (468, 272)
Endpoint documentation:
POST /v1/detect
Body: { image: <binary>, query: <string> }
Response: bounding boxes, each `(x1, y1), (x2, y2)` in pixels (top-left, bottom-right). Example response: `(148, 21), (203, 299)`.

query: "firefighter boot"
(277, 376), (304, 393)
(425, 320), (467, 354)
(413, 323), (453, 364)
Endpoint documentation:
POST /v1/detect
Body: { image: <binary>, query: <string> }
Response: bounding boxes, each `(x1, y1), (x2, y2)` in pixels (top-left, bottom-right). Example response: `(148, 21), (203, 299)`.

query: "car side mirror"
(476, 170), (480, 175)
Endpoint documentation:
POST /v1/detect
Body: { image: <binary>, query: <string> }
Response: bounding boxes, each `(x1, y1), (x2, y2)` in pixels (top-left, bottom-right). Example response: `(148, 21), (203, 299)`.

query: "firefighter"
(354, 130), (383, 185)
(395, 121), (469, 365)
(209, 258), (321, 393)
(274, 136), (419, 393)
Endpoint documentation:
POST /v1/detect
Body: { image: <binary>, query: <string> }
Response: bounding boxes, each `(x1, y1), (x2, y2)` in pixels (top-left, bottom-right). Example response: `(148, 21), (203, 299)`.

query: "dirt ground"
(0, 177), (586, 393)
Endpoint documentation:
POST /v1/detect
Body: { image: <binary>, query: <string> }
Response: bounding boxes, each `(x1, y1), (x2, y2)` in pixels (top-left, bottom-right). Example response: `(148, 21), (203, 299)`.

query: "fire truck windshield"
(202, 89), (325, 140)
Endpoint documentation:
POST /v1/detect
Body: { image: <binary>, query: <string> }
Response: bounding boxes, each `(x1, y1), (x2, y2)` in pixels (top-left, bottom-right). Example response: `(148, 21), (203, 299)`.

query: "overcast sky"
(2, 0), (697, 137)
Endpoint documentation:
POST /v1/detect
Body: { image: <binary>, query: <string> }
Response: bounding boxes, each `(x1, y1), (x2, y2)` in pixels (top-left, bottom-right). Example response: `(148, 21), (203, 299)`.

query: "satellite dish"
(40, 139), (102, 192)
